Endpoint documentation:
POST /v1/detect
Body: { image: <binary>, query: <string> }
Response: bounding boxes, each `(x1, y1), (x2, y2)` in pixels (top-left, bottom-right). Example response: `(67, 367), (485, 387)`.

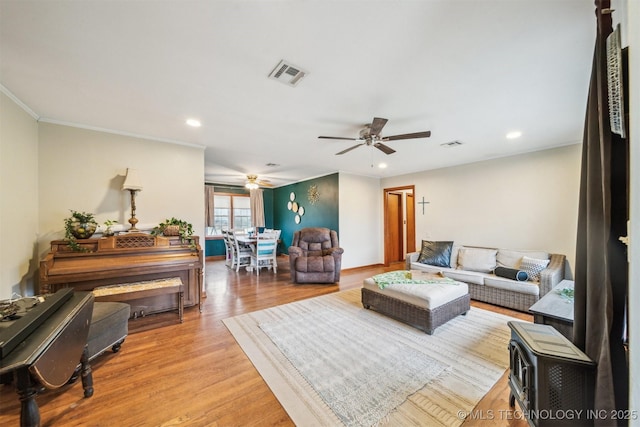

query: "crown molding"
(0, 84), (40, 120)
(37, 118), (206, 150)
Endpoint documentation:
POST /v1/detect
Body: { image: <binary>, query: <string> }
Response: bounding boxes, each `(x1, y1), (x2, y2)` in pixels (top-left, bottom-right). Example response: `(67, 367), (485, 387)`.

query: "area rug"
(223, 288), (519, 427)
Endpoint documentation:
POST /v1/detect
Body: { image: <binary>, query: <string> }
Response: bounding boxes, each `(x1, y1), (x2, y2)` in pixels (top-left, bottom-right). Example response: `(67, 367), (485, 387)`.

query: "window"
(206, 193), (251, 236)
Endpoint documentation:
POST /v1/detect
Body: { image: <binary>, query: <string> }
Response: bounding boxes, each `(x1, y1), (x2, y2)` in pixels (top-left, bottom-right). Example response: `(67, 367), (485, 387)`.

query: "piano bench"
(92, 277), (184, 323)
(87, 302), (130, 361)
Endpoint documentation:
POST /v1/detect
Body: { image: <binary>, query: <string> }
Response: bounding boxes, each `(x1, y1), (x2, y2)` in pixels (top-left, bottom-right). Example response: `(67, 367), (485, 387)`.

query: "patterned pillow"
(518, 256), (550, 282)
(416, 241), (453, 267)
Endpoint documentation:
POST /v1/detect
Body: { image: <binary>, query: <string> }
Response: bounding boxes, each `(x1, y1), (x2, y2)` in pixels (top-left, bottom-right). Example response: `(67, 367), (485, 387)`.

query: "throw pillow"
(494, 266), (529, 282)
(457, 247), (497, 273)
(518, 256), (550, 282)
(416, 240), (453, 267)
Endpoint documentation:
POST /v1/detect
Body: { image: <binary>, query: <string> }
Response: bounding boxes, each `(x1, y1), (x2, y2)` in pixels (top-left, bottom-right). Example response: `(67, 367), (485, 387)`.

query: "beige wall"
(381, 144), (582, 272)
(37, 122), (205, 259)
(0, 91), (40, 299)
(339, 173), (382, 268)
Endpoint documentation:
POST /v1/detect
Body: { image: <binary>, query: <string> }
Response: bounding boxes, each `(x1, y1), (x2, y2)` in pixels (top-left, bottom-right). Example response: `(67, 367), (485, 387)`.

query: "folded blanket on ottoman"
(371, 270), (459, 290)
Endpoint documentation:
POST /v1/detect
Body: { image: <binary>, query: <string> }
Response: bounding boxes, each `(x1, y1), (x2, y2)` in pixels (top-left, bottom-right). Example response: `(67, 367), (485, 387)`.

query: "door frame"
(383, 185), (415, 266)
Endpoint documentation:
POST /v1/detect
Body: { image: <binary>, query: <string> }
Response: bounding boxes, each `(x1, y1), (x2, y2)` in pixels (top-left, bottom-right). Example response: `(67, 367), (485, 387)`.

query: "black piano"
(0, 289), (94, 427)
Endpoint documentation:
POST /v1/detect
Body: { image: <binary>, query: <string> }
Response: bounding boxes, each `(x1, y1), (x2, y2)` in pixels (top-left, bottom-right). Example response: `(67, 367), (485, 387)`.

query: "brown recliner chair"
(288, 227), (344, 284)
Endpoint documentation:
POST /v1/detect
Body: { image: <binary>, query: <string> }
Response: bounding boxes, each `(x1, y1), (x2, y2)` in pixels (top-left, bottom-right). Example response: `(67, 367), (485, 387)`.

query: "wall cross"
(418, 196), (430, 215)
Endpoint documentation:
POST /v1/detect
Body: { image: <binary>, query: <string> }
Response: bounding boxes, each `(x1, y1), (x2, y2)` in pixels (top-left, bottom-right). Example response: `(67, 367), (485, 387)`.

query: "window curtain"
(250, 188), (265, 228)
(573, 1), (629, 424)
(205, 185), (215, 228)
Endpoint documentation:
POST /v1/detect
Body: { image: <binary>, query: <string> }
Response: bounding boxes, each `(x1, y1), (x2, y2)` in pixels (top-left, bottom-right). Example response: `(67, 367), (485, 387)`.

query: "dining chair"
(250, 235), (278, 275)
(231, 230), (252, 272)
(221, 229), (235, 268)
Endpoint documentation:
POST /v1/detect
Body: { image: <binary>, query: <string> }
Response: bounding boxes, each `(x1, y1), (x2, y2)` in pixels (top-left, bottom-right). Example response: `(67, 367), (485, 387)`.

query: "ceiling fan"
(245, 174), (273, 189)
(319, 117), (431, 155)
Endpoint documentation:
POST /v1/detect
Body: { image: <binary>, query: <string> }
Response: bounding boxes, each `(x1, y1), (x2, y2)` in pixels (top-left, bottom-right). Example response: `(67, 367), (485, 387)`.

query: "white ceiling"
(0, 0), (596, 188)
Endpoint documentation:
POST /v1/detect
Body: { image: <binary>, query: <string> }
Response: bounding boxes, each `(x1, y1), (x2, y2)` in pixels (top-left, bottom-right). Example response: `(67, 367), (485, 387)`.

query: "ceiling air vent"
(268, 60), (308, 87)
(440, 140), (464, 147)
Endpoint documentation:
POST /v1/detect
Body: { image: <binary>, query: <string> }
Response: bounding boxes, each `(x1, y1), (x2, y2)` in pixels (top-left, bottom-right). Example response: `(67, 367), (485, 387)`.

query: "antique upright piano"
(39, 233), (203, 317)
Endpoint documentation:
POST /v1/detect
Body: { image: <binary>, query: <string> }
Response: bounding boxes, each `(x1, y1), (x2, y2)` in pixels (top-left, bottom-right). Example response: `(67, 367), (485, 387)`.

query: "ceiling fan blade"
(258, 180), (274, 188)
(373, 142), (396, 155)
(336, 143), (365, 155)
(369, 117), (388, 136)
(383, 130), (431, 141)
(318, 136), (358, 141)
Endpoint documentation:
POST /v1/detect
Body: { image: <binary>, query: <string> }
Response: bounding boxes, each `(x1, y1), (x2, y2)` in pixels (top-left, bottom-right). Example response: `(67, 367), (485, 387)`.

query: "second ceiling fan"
(319, 117), (431, 155)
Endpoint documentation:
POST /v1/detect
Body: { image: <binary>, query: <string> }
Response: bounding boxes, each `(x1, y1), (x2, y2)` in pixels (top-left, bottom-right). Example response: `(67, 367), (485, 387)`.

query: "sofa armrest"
(406, 252), (420, 270)
(288, 246), (303, 257)
(323, 247), (344, 256)
(539, 253), (566, 297)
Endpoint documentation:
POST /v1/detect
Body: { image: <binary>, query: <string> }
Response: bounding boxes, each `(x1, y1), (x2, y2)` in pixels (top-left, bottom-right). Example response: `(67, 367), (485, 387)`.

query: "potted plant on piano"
(150, 217), (196, 250)
(102, 219), (118, 237)
(64, 210), (98, 252)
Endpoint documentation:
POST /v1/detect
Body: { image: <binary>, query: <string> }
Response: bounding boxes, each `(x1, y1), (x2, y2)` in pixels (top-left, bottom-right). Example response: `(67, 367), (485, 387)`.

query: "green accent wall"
(205, 174), (339, 256)
(274, 173), (339, 254)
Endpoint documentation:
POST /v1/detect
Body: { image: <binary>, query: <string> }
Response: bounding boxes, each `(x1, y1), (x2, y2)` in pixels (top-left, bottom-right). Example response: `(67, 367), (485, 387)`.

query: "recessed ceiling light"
(378, 163), (387, 169)
(506, 131), (522, 139)
(186, 119), (201, 127)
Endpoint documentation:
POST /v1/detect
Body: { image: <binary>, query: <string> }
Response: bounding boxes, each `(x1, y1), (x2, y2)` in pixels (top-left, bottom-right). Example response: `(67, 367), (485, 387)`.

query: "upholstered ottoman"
(361, 271), (470, 334)
(87, 302), (130, 361)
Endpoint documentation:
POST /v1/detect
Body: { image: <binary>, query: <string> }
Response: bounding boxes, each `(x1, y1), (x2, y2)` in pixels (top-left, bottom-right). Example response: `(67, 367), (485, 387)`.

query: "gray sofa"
(406, 243), (566, 312)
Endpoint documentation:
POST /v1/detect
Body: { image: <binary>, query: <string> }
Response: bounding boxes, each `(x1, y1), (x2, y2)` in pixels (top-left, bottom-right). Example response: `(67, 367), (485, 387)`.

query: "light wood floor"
(0, 257), (530, 426)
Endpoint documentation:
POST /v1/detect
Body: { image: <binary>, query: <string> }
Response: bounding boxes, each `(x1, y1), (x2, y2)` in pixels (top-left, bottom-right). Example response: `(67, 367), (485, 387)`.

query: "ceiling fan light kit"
(319, 117), (431, 156)
(245, 174), (273, 189)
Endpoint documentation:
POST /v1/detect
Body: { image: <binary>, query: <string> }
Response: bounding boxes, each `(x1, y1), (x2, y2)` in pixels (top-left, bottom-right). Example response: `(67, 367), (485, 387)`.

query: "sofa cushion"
(483, 275), (540, 296)
(416, 240), (453, 267)
(457, 247), (497, 273)
(518, 256), (550, 282)
(494, 266), (529, 282)
(450, 245), (462, 268)
(443, 269), (487, 285)
(294, 255), (335, 273)
(497, 249), (550, 269)
(409, 261), (446, 274)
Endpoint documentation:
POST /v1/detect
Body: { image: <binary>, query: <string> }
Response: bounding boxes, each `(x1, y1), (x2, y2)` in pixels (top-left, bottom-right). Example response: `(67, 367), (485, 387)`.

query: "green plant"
(556, 287), (575, 300)
(151, 217), (195, 248)
(103, 219), (118, 236)
(64, 210), (98, 252)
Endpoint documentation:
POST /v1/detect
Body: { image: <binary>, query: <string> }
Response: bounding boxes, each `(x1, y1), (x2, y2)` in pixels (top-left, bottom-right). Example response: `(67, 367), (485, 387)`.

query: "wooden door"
(386, 192), (403, 263)
(406, 193), (415, 254)
(384, 185), (415, 266)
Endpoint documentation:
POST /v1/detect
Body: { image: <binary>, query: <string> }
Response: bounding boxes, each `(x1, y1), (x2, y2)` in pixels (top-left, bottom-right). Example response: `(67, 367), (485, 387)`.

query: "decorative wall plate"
(290, 192), (296, 201)
(292, 201), (298, 212)
(287, 201), (292, 210)
(298, 206), (305, 216)
(295, 214), (301, 224)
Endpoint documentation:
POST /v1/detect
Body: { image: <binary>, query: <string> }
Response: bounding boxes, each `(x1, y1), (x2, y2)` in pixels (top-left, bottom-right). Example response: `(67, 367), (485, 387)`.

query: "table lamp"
(122, 168), (143, 232)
